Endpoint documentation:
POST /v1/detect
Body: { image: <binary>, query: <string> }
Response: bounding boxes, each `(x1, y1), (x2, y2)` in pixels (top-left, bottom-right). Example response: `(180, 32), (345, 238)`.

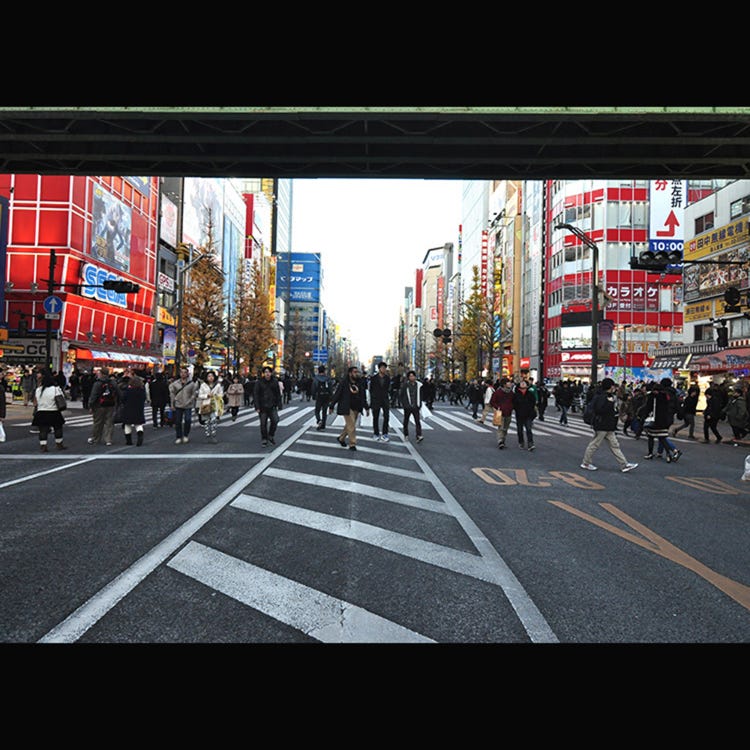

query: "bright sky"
(291, 178), (463, 361)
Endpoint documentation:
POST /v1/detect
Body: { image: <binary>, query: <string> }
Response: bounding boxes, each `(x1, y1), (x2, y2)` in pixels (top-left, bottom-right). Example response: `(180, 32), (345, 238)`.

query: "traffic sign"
(43, 295), (64, 315)
(312, 347), (328, 363)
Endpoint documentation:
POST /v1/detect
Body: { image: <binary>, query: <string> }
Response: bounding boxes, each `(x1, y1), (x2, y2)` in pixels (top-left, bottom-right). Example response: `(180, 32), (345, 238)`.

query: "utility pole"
(44, 249), (56, 370)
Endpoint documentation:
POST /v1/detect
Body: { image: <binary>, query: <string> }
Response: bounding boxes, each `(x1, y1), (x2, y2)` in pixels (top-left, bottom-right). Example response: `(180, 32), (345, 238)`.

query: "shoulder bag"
(54, 388), (68, 411)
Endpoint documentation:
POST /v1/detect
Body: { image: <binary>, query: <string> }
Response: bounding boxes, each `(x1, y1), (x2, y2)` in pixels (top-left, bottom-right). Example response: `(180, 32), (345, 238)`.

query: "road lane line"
(232, 494), (494, 582)
(168, 541), (434, 643)
(283, 450), (428, 480)
(37, 422), (311, 643)
(263, 467), (451, 514)
(0, 456), (99, 488)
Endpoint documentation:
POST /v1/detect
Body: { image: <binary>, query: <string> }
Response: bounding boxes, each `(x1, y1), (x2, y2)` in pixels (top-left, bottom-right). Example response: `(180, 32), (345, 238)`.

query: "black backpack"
(99, 380), (116, 407)
(583, 394), (597, 425)
(317, 377), (332, 397)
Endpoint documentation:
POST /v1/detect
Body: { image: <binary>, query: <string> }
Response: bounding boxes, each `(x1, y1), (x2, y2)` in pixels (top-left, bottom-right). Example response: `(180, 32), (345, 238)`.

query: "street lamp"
(555, 224), (602, 387)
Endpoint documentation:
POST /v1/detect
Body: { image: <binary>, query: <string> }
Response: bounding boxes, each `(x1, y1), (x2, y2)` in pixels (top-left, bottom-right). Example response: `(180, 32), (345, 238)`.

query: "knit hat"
(599, 378), (615, 390)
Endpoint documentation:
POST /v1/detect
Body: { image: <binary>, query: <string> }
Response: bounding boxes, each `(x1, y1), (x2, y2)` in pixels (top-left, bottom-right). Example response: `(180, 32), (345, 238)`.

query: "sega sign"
(80, 263), (128, 308)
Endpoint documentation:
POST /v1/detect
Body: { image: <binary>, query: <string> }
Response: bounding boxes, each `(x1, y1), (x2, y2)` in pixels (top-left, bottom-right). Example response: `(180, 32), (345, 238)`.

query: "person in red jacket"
(489, 376), (514, 449)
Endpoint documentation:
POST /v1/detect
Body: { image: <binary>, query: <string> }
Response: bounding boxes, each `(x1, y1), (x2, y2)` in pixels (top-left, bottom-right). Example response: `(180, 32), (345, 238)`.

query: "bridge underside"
(0, 107), (749, 180)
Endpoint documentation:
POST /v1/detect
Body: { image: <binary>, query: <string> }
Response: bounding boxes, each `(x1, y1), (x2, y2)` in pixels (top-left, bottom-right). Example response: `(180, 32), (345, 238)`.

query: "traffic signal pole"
(44, 248), (56, 370)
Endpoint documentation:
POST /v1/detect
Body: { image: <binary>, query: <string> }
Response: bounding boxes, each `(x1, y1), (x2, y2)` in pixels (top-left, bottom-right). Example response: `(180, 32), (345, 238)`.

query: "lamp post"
(555, 224), (601, 387)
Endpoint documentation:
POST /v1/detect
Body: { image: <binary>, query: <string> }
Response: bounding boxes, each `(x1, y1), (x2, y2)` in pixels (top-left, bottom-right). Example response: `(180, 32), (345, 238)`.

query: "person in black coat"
(329, 365), (370, 450)
(368, 361), (391, 440)
(702, 382), (726, 443)
(580, 378), (638, 472)
(253, 366), (283, 446)
(121, 374), (147, 446)
(671, 383), (699, 439)
(148, 372), (170, 428)
(512, 379), (537, 450)
(643, 378), (681, 461)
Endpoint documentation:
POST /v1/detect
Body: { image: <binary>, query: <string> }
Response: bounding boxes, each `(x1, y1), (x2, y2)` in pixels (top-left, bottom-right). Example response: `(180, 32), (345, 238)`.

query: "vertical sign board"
(480, 230), (489, 296)
(0, 196), (8, 329)
(649, 179), (687, 254)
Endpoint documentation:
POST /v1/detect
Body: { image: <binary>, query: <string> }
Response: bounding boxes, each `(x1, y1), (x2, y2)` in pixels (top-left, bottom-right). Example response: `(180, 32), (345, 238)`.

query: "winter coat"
(704, 386), (726, 420)
(512, 387), (537, 420)
(490, 385), (514, 416)
(121, 383), (147, 425)
(368, 372), (391, 407)
(467, 382), (483, 405)
(169, 377), (199, 409)
(643, 386), (676, 435)
(555, 384), (574, 407)
(590, 389), (620, 432)
(226, 382), (244, 408)
(723, 394), (748, 429)
(198, 381), (225, 415)
(254, 376), (282, 410)
(331, 377), (369, 415)
(89, 376), (120, 410)
(147, 376), (170, 407)
(680, 389), (699, 416)
(399, 379), (422, 411)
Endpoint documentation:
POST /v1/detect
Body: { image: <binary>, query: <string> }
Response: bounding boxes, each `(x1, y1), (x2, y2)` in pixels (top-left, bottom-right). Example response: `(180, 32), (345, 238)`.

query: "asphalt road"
(2, 396), (749, 643)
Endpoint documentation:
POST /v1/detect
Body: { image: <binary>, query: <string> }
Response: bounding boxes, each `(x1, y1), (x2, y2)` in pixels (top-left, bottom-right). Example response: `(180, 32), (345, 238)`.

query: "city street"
(1, 396), (749, 643)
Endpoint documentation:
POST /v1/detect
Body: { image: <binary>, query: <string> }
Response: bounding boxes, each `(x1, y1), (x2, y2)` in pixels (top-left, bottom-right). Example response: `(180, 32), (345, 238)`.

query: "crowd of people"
(4, 362), (750, 469)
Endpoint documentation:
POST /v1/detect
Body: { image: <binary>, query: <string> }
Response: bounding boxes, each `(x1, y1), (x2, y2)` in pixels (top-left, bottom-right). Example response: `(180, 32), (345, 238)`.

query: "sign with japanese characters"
(649, 179), (687, 254)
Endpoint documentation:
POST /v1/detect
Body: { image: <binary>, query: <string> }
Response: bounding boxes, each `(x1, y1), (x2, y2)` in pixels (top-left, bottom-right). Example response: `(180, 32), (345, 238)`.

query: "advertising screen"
(91, 185), (132, 273)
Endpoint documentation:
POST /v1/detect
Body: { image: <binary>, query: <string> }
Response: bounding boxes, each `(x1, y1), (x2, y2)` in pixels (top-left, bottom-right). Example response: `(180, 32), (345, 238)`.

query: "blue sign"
(313, 347), (328, 363)
(43, 295), (64, 314)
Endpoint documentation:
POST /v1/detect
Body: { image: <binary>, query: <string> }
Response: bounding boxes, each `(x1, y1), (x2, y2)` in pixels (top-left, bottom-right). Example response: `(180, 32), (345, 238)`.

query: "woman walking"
(197, 370), (224, 443)
(226, 374), (244, 421)
(121, 374), (147, 446)
(32, 369), (67, 451)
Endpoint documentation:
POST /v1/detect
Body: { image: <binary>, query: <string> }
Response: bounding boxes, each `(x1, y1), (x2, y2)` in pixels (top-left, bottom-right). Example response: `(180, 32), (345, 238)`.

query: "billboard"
(91, 185), (133, 273)
(0, 196), (8, 327)
(649, 179), (687, 253)
(277, 253), (321, 303)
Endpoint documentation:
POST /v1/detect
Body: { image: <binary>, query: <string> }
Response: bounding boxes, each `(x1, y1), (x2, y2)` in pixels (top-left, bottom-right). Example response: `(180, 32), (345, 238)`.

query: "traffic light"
(432, 328), (452, 344)
(629, 249), (683, 272)
(724, 286), (742, 313)
(102, 280), (140, 294)
(716, 321), (729, 348)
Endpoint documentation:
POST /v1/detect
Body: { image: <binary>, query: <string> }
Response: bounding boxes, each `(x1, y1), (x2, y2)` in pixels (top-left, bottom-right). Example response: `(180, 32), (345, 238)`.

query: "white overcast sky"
(290, 178), (463, 360)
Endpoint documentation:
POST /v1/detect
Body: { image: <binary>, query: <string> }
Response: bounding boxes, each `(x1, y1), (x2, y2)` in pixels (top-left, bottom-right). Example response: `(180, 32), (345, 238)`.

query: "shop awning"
(72, 347), (161, 364)
(650, 354), (692, 369)
(690, 348), (750, 371)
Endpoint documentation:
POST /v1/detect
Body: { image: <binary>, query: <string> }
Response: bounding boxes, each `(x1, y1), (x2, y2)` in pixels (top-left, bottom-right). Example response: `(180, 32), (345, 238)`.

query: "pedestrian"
(32, 368), (68, 452)
(0, 366), (6, 442)
(702, 381), (726, 443)
(722, 387), (749, 443)
(197, 370), (224, 444)
(422, 377), (436, 410)
(467, 377), (483, 418)
(671, 383), (699, 439)
(147, 372), (170, 428)
(580, 378), (639, 472)
(398, 369), (424, 442)
(329, 365), (370, 450)
(368, 360), (391, 441)
(643, 378), (682, 462)
(312, 364), (335, 431)
(121, 374), (147, 446)
(512, 379), (537, 450)
(556, 380), (573, 424)
(87, 367), (120, 446)
(21, 367), (35, 407)
(169, 366), (199, 444)
(477, 378), (495, 424)
(226, 374), (244, 421)
(254, 366), (283, 447)
(489, 376), (514, 449)
(80, 370), (93, 409)
(536, 380), (550, 421)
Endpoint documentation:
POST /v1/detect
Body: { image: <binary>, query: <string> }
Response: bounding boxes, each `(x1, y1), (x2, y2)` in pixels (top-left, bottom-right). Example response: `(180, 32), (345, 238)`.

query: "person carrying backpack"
(87, 367), (120, 446)
(580, 378), (638, 473)
(312, 364), (335, 431)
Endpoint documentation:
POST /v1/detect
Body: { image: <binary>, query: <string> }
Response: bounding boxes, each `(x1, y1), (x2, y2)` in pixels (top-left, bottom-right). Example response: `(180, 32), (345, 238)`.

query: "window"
(695, 212), (715, 234)
(730, 195), (750, 220)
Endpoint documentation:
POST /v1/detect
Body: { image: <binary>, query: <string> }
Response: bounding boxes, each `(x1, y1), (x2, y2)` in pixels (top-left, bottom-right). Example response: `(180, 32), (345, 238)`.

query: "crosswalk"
(18, 403), (696, 444)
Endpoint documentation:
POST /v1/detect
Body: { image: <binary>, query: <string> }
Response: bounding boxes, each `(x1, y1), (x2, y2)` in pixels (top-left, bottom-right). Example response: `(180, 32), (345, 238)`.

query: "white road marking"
(168, 541), (434, 643)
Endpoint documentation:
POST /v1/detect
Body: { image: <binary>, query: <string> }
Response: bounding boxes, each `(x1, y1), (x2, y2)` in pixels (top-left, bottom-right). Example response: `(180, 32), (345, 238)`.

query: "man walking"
(87, 367), (120, 446)
(489, 376), (514, 449)
(580, 378), (638, 473)
(169, 366), (199, 444)
(311, 364), (334, 430)
(369, 360), (391, 441)
(329, 365), (370, 451)
(399, 369), (424, 442)
(254, 366), (283, 446)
